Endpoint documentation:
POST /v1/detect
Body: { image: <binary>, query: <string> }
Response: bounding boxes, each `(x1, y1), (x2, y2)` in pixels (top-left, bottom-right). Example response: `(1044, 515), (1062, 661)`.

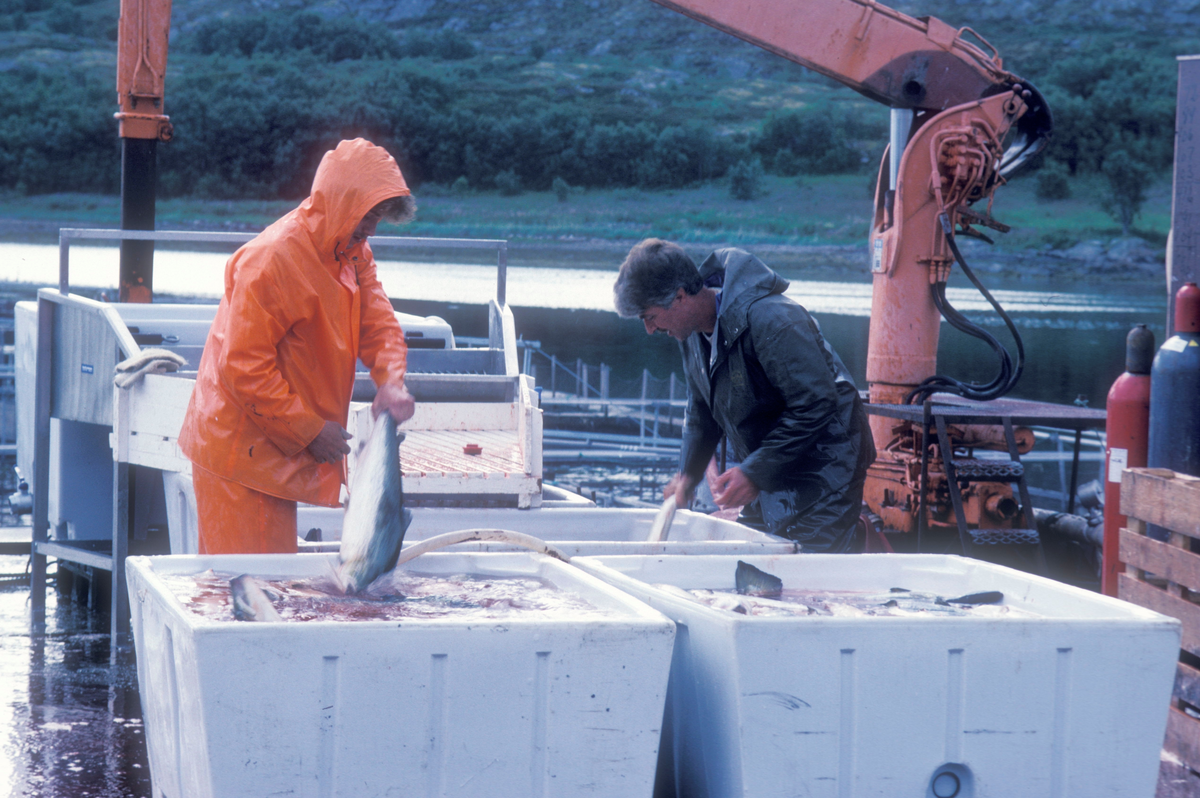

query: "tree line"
(0, 7), (1180, 233)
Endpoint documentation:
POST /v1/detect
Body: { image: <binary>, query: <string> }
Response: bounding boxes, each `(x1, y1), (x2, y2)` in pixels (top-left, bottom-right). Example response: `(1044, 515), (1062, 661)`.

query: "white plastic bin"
(296, 505), (798, 558)
(127, 552), (675, 798)
(571, 553), (1182, 798)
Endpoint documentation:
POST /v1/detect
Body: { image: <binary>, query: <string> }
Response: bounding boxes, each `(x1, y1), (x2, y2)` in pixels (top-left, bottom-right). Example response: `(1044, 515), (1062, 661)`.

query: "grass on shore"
(0, 170), (1171, 253)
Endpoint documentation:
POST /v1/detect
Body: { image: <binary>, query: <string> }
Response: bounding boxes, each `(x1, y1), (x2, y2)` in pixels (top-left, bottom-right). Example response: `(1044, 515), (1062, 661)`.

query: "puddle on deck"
(0, 554), (151, 798)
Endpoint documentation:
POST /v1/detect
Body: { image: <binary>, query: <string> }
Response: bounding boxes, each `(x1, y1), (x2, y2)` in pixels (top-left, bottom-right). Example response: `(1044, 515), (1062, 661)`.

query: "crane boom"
(650, 0), (1004, 110)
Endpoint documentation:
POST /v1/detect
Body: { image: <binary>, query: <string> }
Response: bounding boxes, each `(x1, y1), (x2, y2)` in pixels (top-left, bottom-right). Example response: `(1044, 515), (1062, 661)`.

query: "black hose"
(905, 214), (1026, 405)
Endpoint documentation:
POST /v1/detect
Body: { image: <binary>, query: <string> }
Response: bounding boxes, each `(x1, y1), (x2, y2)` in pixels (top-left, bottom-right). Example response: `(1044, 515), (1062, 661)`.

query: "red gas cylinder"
(1101, 324), (1154, 597)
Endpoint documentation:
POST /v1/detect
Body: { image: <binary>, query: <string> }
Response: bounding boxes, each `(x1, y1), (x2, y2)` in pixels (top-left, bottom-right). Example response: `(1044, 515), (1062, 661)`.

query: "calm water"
(0, 241), (1169, 406)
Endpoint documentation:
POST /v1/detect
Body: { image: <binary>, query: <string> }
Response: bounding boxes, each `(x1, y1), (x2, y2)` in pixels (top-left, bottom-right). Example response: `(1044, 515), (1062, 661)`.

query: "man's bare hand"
(372, 381), (416, 423)
(308, 421), (352, 464)
(664, 472), (697, 506)
(710, 467), (759, 509)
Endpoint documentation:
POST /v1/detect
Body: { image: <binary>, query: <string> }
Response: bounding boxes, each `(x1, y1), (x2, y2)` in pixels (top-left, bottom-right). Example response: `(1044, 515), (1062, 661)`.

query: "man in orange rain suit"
(178, 138), (417, 554)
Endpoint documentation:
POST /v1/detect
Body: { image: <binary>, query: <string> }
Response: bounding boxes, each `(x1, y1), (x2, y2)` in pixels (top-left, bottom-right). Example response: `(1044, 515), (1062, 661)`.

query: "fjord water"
(0, 241), (1167, 407)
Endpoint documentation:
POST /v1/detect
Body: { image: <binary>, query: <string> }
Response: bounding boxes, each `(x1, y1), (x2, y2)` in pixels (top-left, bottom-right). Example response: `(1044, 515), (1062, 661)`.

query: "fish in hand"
(335, 413), (412, 594)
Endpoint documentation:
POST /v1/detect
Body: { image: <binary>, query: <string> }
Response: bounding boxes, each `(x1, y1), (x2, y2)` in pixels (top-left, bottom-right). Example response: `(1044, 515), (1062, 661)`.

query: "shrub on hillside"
(1042, 50), (1175, 176)
(753, 108), (878, 175)
(182, 12), (404, 61)
(552, 176), (570, 202)
(495, 169), (522, 196)
(1100, 149), (1152, 236)
(1035, 161), (1071, 200)
(729, 158), (764, 201)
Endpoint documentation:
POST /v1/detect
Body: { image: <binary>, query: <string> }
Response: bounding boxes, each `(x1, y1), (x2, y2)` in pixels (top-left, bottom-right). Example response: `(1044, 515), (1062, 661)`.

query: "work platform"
(866, 394), (1107, 563)
(19, 228), (540, 660)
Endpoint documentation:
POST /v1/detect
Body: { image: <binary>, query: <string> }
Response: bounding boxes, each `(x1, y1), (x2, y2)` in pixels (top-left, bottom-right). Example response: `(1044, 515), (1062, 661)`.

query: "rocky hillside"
(162, 0), (1200, 74)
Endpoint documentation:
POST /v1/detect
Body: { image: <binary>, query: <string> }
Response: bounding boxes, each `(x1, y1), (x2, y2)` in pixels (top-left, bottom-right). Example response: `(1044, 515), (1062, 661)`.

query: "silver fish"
(335, 413), (412, 595)
(230, 574), (283, 622)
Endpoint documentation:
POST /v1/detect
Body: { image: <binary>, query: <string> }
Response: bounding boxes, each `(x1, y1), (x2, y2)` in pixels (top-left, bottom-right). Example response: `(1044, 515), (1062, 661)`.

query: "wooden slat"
(1120, 529), (1200, 594)
(1156, 754), (1200, 798)
(1176, 660), (1200, 711)
(1164, 706), (1200, 774)
(1122, 468), (1200, 540)
(1118, 574), (1200, 656)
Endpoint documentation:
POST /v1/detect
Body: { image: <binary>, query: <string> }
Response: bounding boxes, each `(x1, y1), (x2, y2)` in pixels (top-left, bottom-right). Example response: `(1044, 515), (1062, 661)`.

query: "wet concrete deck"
(1, 553), (151, 797)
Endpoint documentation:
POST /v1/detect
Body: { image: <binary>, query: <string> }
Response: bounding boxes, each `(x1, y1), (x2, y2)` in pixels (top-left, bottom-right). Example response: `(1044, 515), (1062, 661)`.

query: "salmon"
(334, 413), (411, 594)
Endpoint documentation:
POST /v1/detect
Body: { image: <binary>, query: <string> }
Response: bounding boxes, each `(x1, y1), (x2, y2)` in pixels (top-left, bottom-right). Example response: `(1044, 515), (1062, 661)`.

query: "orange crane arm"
(652, 0), (1005, 108)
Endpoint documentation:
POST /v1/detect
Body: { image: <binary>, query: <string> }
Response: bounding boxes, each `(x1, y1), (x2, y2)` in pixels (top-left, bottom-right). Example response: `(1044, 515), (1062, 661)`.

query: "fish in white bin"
(334, 412), (412, 594)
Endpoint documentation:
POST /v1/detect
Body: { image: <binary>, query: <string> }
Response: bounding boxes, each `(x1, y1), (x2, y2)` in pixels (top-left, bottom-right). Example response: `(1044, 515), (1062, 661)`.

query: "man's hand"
(710, 467), (759, 509)
(664, 472), (697, 506)
(372, 381), (416, 423)
(308, 421), (352, 464)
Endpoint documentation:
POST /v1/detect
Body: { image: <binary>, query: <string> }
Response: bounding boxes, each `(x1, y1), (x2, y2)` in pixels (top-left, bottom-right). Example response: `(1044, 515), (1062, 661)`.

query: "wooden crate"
(1120, 467), (1200, 776)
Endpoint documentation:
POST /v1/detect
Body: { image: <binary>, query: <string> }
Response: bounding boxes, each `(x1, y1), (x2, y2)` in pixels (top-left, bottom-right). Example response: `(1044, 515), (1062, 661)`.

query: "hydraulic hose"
(905, 213), (1026, 404)
(392, 529), (572, 566)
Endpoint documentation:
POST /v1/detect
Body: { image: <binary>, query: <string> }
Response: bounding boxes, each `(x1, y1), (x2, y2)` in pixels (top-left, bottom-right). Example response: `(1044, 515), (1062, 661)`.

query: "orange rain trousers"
(194, 465), (297, 554)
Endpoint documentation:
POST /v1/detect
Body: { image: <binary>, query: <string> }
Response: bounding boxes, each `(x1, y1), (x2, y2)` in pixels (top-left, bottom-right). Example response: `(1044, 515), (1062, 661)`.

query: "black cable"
(904, 214), (1026, 404)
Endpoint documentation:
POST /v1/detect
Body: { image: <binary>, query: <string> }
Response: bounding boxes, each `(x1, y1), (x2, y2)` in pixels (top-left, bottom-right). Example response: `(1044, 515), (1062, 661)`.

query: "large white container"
(127, 552), (676, 798)
(297, 505), (798, 557)
(571, 553), (1181, 798)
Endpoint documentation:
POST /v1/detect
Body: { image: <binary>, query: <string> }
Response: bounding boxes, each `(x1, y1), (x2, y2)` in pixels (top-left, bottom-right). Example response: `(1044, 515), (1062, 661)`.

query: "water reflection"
(1, 556), (151, 797)
(0, 240), (1169, 408)
(0, 242), (1167, 317)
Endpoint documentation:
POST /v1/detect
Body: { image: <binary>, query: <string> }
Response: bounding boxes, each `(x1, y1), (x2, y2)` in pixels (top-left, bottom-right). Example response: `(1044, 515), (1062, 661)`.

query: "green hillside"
(0, 0), (1193, 253)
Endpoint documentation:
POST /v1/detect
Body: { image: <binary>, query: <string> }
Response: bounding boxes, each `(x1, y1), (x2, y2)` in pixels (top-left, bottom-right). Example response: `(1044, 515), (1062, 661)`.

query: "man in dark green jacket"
(614, 238), (875, 552)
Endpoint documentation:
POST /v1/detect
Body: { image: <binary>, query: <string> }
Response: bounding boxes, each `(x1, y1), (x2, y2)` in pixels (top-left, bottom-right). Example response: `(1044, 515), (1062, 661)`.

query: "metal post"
(111, 461), (130, 664)
(119, 138), (157, 303)
(600, 364), (609, 401)
(667, 372), (676, 434)
(640, 369), (648, 445)
(1170, 55), (1200, 334)
(58, 235), (70, 295)
(522, 342), (532, 376)
(1053, 431), (1067, 506)
(497, 242), (507, 308)
(30, 295), (54, 634)
(1067, 428), (1083, 515)
(578, 360), (586, 398)
(917, 399), (932, 553)
(550, 355), (557, 396)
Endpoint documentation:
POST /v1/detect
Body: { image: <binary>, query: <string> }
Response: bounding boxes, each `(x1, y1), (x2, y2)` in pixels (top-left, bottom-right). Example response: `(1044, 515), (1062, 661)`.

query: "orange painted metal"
(647, 0), (1010, 112)
(115, 0), (173, 140)
(1102, 370), (1150, 595)
(866, 94), (1021, 425)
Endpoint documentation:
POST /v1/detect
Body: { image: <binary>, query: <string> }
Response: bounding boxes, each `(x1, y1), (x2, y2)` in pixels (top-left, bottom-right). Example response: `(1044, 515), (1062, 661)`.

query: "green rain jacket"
(678, 248), (875, 552)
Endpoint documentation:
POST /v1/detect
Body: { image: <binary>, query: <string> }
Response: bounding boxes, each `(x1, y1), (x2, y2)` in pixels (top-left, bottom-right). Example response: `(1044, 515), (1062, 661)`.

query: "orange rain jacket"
(179, 138), (410, 507)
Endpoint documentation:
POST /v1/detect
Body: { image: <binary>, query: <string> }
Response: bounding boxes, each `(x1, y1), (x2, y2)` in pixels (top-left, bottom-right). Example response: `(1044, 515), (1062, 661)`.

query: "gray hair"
(377, 194), (417, 224)
(613, 238), (702, 318)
